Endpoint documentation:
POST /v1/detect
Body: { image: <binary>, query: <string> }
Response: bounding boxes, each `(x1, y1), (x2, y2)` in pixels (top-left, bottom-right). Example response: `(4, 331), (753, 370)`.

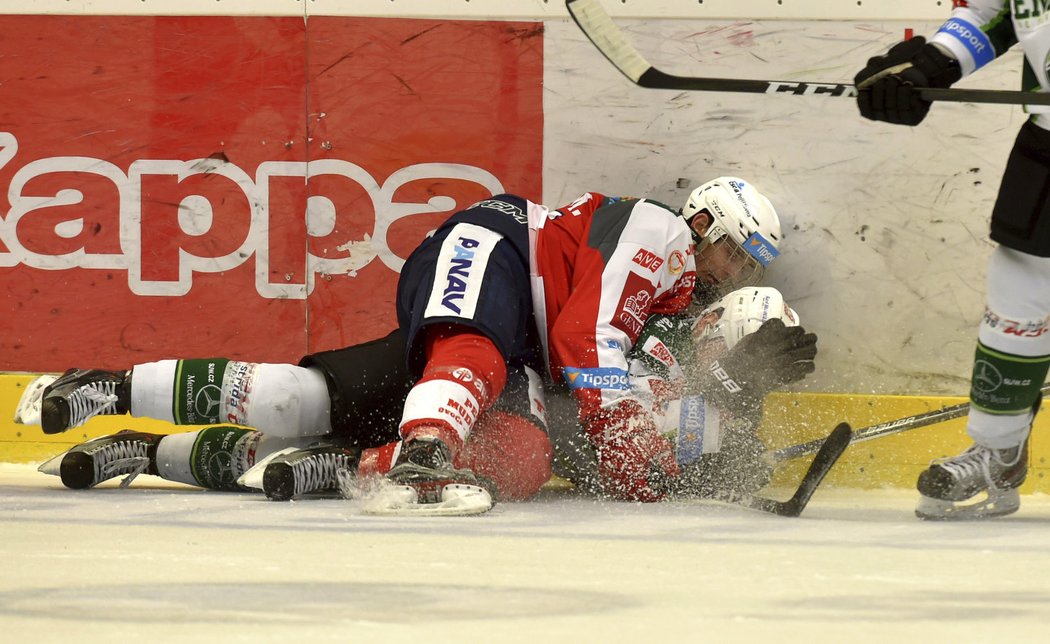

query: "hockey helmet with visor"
(681, 177), (782, 303)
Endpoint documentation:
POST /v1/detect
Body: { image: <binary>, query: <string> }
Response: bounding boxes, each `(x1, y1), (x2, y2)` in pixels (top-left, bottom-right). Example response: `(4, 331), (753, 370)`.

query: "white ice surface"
(2, 462), (1050, 643)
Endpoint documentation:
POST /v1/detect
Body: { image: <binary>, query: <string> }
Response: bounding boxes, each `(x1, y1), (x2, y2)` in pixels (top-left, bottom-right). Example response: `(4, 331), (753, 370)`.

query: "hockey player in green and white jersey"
(854, 1), (1050, 519)
(550, 286), (813, 500)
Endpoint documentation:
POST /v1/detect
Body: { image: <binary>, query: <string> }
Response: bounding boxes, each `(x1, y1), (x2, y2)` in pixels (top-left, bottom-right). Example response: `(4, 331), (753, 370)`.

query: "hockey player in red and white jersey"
(22, 177), (801, 509)
(854, 2), (1050, 519)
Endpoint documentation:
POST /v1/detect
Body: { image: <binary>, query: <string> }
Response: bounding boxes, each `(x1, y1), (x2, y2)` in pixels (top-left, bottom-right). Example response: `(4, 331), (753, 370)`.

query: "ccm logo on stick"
(765, 81), (857, 97)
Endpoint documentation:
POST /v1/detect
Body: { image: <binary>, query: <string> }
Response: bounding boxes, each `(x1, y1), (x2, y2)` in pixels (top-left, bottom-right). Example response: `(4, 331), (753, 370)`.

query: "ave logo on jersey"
(563, 366), (630, 390)
(632, 248), (664, 273)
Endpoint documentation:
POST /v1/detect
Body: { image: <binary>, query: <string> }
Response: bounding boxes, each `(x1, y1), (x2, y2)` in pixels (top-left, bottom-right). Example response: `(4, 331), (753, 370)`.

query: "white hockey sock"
(968, 246), (1050, 447)
(130, 360), (333, 436)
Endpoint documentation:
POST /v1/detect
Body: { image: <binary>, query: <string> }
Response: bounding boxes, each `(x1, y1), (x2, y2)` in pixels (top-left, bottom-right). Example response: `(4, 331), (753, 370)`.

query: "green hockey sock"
(188, 425), (261, 491)
(171, 359), (230, 425)
(970, 342), (1050, 415)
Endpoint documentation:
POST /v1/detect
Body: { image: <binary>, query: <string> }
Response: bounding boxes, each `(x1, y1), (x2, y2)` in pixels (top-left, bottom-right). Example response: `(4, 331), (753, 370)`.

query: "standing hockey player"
(853, 2), (1048, 519)
(22, 177), (791, 507)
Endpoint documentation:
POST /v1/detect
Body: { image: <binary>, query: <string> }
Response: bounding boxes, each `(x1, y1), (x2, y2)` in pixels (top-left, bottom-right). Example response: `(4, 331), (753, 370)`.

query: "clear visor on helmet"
(692, 222), (768, 300)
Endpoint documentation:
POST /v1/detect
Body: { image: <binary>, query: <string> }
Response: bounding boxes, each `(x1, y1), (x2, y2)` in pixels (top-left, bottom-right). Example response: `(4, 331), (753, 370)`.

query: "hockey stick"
(716, 422), (852, 517)
(566, 0), (1050, 106)
(771, 382), (1050, 463)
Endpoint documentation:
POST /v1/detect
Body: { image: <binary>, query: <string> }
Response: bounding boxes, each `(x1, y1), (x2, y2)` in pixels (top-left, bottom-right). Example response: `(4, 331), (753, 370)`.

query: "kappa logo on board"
(0, 132), (505, 300)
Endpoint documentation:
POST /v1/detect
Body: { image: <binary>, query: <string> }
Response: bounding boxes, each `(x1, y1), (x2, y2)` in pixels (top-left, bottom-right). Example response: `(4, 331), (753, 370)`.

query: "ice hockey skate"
(252, 444), (362, 501)
(915, 440), (1028, 520)
(35, 369), (130, 434)
(13, 374), (57, 425)
(37, 430), (162, 490)
(360, 438), (495, 517)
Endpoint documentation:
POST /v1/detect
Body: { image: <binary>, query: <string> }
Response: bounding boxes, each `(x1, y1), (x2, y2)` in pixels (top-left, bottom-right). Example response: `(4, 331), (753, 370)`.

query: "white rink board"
(2, 464), (1050, 642)
(543, 18), (1024, 395)
(10, 0), (955, 19)
(0, 6), (1019, 395)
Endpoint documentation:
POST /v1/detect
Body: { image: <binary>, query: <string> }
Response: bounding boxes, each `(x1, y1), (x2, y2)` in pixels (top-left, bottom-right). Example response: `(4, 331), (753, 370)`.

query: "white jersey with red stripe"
(525, 191), (697, 427)
(930, 1), (1050, 126)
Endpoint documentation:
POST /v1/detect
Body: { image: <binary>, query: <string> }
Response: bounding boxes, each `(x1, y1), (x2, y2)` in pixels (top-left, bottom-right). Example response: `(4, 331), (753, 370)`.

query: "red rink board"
(0, 16), (543, 371)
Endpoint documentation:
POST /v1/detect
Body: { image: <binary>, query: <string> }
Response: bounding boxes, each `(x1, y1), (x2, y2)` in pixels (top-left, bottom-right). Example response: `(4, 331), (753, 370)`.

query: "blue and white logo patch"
(744, 231), (779, 267)
(936, 17), (994, 70)
(423, 223), (503, 320)
(562, 366), (630, 390)
(676, 395), (707, 465)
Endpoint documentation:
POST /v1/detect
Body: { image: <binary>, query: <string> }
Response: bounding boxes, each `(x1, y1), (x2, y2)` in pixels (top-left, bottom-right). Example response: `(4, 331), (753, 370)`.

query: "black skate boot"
(915, 440), (1028, 520)
(261, 444), (362, 501)
(386, 438), (480, 502)
(38, 430), (162, 489)
(40, 369), (130, 434)
(915, 398), (1039, 520)
(361, 438), (495, 515)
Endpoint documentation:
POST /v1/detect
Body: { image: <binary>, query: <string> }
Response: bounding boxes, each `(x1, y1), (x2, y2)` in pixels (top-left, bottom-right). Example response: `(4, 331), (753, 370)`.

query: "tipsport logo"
(676, 395), (707, 465)
(562, 366), (630, 391)
(745, 231), (779, 266)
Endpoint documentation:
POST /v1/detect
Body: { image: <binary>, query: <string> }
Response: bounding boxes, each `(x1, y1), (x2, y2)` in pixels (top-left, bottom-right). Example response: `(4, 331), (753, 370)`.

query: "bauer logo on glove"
(686, 287), (818, 418)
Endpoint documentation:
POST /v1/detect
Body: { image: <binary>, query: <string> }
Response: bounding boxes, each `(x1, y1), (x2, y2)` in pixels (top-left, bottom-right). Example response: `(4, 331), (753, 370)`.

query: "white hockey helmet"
(682, 177), (783, 295)
(694, 286), (799, 351)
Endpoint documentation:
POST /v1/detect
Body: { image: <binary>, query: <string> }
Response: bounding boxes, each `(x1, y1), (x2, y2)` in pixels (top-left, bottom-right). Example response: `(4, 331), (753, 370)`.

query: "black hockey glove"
(854, 36), (962, 126)
(688, 318), (817, 418)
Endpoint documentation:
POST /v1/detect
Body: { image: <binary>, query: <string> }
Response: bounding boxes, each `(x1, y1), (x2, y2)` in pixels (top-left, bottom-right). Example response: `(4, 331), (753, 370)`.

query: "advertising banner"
(0, 15), (543, 371)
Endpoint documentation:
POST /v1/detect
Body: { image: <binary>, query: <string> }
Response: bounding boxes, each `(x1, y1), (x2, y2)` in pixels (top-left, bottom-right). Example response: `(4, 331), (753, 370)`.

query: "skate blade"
(361, 481), (494, 517)
(37, 450), (67, 477)
(235, 446), (303, 491)
(916, 488), (1021, 521)
(14, 374), (58, 425)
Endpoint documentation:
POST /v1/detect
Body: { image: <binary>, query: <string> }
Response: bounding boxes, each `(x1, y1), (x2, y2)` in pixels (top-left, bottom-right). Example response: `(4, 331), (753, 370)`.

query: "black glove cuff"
(912, 43), (962, 89)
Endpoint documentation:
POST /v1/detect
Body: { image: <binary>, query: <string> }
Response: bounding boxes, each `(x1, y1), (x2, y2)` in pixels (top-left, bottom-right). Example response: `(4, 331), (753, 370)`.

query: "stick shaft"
(772, 383), (1050, 463)
(568, 0), (1050, 106)
(642, 69), (1050, 106)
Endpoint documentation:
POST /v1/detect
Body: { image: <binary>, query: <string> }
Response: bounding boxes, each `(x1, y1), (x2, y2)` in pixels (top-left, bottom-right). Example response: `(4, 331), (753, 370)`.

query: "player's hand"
(586, 402), (680, 502)
(693, 318), (818, 417)
(854, 36), (961, 126)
